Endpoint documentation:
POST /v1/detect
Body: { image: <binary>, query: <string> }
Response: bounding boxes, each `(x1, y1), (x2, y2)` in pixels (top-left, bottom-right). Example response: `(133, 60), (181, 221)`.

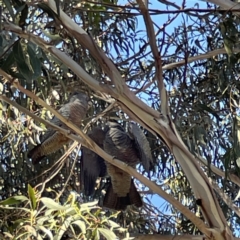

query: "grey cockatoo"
(28, 92), (89, 164)
(80, 121), (153, 210)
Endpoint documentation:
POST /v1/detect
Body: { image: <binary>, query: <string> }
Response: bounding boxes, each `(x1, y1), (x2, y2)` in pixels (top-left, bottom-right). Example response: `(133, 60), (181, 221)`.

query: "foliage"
(0, 185), (126, 239)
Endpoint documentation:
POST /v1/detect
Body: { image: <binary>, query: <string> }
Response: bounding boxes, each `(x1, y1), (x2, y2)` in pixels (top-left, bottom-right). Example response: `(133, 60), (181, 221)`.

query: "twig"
(162, 47), (240, 70)
(56, 144), (81, 200)
(35, 142), (79, 196)
(209, 178), (240, 218)
(136, 0), (168, 116)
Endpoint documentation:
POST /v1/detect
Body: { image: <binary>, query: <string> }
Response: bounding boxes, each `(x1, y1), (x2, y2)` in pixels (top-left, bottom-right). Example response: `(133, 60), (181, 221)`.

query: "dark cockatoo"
(80, 121), (152, 210)
(28, 92), (89, 164)
(102, 121), (152, 210)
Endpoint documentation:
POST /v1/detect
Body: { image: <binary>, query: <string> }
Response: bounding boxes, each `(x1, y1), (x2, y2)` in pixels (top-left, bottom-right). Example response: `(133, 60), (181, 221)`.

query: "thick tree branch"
(204, 0), (240, 16)
(136, 0), (168, 115)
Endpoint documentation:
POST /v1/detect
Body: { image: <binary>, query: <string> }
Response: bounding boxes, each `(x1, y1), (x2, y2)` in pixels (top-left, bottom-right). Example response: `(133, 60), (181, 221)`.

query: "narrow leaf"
(28, 184), (37, 210)
(98, 228), (117, 240)
(27, 43), (42, 79)
(38, 226), (53, 240)
(0, 196), (28, 205)
(40, 197), (68, 210)
(1, 51), (15, 71)
(13, 41), (33, 81)
(72, 220), (86, 234)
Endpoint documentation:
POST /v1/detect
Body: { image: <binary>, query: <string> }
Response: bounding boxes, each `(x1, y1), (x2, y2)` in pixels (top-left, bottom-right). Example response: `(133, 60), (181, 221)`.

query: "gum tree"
(1, 0), (240, 239)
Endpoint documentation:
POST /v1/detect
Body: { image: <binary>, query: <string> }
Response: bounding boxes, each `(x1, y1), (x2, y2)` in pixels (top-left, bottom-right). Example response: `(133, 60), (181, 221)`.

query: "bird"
(28, 92), (89, 164)
(80, 127), (108, 196)
(79, 121), (152, 210)
(97, 121), (152, 210)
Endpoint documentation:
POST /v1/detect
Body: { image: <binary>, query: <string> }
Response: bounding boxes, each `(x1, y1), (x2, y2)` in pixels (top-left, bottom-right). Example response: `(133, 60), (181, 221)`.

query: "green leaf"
(98, 228), (117, 240)
(11, 219), (25, 230)
(1, 51), (15, 71)
(80, 201), (98, 211)
(13, 41), (33, 81)
(72, 220), (86, 234)
(44, 209), (57, 216)
(38, 226), (53, 240)
(28, 184), (36, 210)
(40, 197), (68, 210)
(0, 195), (28, 206)
(107, 220), (121, 229)
(27, 43), (42, 79)
(195, 39), (204, 52)
(2, 0), (15, 18)
(65, 206), (77, 215)
(93, 228), (100, 240)
(37, 215), (53, 225)
(53, 216), (74, 240)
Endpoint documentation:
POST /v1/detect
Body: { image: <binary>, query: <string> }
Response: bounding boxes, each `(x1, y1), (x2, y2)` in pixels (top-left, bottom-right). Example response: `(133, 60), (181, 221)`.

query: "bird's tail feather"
(102, 179), (142, 210)
(28, 145), (45, 165)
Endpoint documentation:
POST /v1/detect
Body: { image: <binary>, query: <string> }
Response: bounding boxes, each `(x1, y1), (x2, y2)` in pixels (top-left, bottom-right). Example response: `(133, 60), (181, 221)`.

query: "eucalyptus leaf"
(28, 184), (36, 210)
(38, 226), (53, 240)
(13, 41), (33, 81)
(98, 228), (117, 240)
(40, 198), (68, 210)
(72, 220), (86, 234)
(0, 195), (28, 206)
(27, 44), (42, 79)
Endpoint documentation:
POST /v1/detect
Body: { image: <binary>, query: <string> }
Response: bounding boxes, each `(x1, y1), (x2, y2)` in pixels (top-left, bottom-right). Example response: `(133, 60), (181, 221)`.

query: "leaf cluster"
(0, 185), (126, 240)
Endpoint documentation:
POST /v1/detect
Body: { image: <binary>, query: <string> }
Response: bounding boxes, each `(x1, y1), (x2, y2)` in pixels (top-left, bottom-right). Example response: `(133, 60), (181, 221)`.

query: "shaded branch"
(162, 47), (240, 70)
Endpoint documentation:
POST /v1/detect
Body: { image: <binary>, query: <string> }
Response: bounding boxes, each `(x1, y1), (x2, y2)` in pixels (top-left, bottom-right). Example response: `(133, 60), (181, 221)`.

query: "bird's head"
(69, 92), (89, 102)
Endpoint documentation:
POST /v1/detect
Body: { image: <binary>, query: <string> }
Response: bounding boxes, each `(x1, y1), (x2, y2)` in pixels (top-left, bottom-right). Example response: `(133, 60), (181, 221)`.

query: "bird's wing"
(80, 147), (106, 196)
(28, 131), (70, 164)
(102, 122), (144, 210)
(128, 123), (153, 172)
(28, 93), (89, 164)
(80, 127), (107, 196)
(104, 123), (138, 164)
(103, 122), (139, 198)
(41, 99), (86, 142)
(39, 103), (71, 142)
